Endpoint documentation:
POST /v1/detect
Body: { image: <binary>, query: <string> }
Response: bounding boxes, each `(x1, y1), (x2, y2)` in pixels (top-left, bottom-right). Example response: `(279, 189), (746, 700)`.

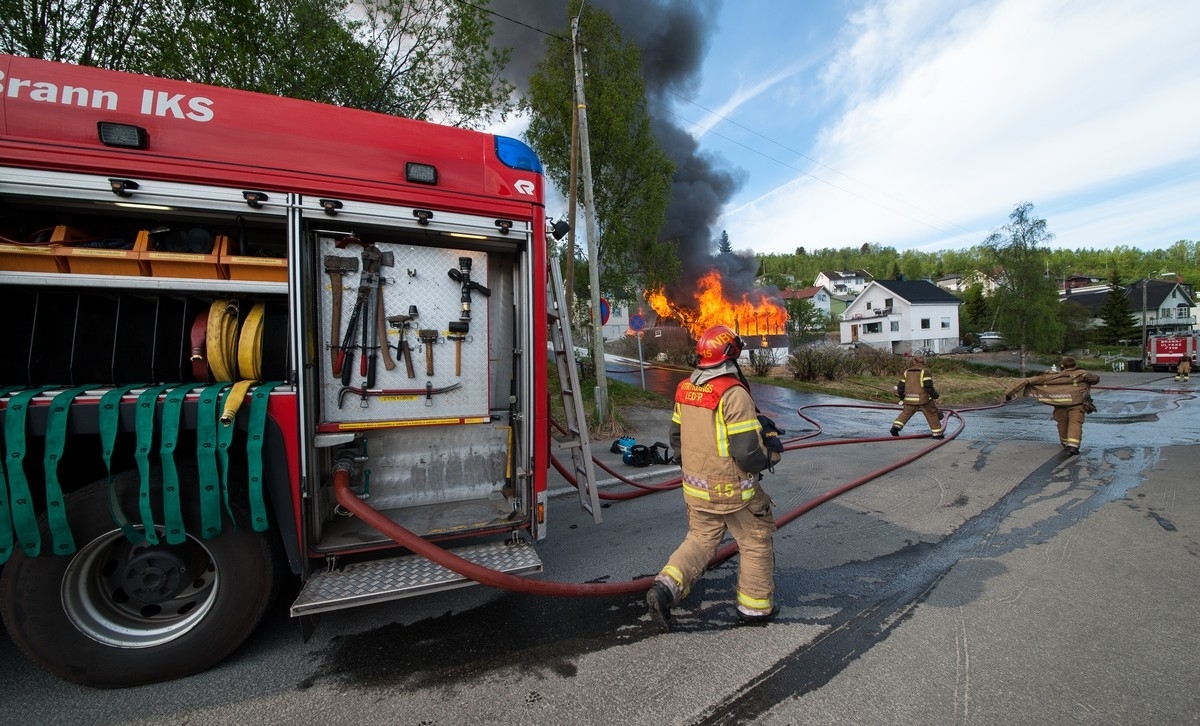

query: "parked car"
(949, 345), (973, 354)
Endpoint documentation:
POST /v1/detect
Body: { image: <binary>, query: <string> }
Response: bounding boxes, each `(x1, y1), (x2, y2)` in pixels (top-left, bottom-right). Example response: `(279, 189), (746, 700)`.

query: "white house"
(814, 269), (873, 297)
(839, 279), (963, 354)
(936, 271), (999, 295)
(1061, 279), (1196, 337)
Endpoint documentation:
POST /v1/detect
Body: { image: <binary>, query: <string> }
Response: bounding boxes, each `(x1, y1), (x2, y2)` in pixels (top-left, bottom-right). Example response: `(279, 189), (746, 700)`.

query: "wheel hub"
(120, 548), (188, 604)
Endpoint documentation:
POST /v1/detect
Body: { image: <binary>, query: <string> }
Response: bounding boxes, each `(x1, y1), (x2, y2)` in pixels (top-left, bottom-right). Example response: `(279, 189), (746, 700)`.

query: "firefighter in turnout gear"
(891, 355), (943, 438)
(1004, 356), (1100, 455)
(1176, 357), (1191, 382)
(646, 326), (782, 631)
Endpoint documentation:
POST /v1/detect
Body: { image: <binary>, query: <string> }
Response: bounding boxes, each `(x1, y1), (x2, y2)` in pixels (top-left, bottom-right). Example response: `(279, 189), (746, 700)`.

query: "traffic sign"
(629, 313), (645, 332)
(600, 298), (610, 326)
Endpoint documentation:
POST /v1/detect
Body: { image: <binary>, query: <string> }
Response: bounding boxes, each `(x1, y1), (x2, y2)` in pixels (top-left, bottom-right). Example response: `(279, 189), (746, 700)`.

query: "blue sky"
(672, 0), (1200, 255)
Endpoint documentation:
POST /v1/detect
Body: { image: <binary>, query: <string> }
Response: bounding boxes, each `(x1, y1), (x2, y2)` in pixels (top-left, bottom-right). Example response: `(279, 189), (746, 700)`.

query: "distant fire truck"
(0, 54), (602, 687)
(1145, 334), (1198, 371)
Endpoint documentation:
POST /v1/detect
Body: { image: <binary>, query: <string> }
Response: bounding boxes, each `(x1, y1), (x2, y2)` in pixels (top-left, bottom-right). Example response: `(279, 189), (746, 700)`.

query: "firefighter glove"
(758, 414), (785, 469)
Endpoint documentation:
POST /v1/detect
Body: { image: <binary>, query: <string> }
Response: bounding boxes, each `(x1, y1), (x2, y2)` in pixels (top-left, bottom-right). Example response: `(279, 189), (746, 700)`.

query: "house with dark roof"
(814, 269), (873, 296)
(839, 279), (963, 354)
(1062, 279), (1196, 336)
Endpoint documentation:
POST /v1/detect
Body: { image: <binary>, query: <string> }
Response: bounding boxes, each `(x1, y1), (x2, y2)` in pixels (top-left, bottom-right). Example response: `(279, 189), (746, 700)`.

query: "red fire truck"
(0, 54), (601, 687)
(1145, 334), (1198, 372)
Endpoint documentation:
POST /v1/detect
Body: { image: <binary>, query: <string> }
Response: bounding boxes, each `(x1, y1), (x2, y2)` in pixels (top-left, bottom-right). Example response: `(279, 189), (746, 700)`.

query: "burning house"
(646, 267), (790, 363)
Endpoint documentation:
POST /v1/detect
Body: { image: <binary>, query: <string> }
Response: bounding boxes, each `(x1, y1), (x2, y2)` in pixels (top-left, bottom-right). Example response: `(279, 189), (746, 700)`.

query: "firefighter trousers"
(893, 402), (943, 435)
(658, 488), (776, 612)
(1052, 404), (1086, 448)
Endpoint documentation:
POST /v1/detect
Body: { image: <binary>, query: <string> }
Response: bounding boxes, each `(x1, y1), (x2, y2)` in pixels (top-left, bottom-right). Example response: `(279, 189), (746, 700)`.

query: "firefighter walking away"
(891, 355), (943, 438)
(1005, 356), (1100, 455)
(646, 326), (784, 632)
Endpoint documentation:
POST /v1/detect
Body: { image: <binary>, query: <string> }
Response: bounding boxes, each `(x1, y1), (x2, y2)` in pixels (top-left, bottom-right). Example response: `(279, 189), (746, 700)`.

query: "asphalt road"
(2, 370), (1197, 725)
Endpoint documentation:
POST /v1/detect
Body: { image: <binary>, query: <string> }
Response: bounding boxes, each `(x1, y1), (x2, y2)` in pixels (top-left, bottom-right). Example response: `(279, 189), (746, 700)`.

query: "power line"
(454, 0), (568, 41)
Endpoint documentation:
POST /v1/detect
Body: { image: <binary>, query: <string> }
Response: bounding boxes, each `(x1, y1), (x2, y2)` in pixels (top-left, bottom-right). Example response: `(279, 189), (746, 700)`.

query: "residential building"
(1061, 279), (1196, 337)
(814, 269), (873, 296)
(779, 286), (832, 317)
(839, 279), (963, 354)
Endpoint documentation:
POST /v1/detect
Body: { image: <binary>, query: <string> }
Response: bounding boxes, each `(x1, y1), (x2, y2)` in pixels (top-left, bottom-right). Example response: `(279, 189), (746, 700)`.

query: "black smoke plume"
(486, 0), (747, 291)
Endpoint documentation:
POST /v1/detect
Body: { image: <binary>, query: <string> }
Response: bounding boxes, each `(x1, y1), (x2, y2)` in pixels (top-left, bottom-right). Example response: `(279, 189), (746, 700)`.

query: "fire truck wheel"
(0, 467), (283, 688)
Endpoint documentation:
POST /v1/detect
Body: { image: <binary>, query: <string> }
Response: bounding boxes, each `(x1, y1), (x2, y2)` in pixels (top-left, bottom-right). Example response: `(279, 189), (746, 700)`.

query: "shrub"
(855, 345), (907, 377)
(787, 345), (848, 381)
(747, 348), (777, 376)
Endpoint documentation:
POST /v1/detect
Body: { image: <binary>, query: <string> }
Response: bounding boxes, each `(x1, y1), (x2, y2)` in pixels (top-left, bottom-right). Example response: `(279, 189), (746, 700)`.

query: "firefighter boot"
(736, 604), (779, 625)
(646, 582), (674, 633)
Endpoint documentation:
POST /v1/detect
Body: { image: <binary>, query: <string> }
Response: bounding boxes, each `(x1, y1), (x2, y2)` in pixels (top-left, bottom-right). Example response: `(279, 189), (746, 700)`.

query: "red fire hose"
(332, 402), (968, 598)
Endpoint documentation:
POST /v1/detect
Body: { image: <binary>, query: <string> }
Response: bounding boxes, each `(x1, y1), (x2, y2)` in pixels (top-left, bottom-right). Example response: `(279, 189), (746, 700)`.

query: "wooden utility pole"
(566, 94), (578, 321)
(571, 14), (609, 421)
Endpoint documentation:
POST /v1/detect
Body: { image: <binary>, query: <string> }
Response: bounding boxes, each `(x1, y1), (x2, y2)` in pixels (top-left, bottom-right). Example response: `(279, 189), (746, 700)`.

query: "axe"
(323, 255), (358, 374)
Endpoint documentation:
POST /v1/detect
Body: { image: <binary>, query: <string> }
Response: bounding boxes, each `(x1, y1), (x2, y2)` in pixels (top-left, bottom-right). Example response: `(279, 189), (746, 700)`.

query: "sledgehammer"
(447, 321), (469, 376)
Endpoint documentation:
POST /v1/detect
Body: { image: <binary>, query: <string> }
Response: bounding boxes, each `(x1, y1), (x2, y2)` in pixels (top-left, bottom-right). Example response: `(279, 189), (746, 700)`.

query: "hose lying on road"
(333, 403), (966, 598)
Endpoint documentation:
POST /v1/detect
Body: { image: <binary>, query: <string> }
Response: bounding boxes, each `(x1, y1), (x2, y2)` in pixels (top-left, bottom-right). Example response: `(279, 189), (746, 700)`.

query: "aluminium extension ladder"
(546, 257), (602, 523)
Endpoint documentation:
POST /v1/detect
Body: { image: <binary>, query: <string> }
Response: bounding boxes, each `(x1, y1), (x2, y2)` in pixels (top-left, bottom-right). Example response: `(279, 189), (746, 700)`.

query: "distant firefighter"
(1175, 357), (1191, 382)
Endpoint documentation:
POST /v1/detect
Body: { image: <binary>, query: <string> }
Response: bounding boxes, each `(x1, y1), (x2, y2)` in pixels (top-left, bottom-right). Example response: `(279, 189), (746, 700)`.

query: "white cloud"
(724, 0), (1200, 253)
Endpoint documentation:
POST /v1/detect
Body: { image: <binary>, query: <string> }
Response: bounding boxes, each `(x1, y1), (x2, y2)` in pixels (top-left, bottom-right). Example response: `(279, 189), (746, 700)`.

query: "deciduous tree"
(983, 202), (1064, 372)
(0, 0), (513, 127)
(522, 3), (675, 300)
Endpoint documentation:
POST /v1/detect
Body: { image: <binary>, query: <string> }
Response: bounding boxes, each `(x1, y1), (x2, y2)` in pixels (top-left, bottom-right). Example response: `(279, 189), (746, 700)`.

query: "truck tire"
(0, 467), (283, 688)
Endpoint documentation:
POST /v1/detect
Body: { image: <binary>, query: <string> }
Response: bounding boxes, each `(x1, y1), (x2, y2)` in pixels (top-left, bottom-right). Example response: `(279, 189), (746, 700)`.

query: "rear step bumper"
(290, 540), (542, 617)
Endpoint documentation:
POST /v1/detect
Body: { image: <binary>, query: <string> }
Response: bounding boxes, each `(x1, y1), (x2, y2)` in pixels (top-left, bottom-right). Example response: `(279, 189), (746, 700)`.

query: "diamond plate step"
(291, 540), (542, 617)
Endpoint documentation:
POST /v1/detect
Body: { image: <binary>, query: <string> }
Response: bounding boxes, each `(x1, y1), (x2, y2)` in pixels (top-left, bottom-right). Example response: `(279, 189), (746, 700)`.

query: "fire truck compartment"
(313, 422), (520, 550)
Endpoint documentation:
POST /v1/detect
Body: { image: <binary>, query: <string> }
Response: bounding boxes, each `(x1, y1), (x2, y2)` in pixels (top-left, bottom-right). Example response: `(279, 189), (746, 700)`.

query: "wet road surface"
(2, 369), (1197, 725)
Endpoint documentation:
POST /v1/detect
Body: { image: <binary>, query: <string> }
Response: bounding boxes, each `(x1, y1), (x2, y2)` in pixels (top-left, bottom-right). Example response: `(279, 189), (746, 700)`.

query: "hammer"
(419, 329), (439, 376)
(387, 305), (418, 379)
(323, 255), (358, 374)
(447, 321), (469, 376)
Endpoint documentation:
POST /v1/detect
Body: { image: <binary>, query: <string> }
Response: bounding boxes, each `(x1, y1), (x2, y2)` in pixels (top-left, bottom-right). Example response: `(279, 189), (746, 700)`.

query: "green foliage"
(784, 298), (830, 344)
(754, 240), (1198, 293)
(717, 230), (734, 257)
(522, 3), (676, 300)
(961, 283), (993, 329)
(1094, 270), (1139, 344)
(747, 349), (777, 377)
(1, 0), (513, 128)
(1059, 300), (1095, 351)
(983, 203), (1064, 365)
(786, 346), (847, 382)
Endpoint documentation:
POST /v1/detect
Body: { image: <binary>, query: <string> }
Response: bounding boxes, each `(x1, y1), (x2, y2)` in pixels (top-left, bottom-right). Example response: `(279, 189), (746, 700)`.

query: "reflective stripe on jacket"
(669, 370), (769, 512)
(898, 366), (935, 404)
(1006, 367), (1100, 406)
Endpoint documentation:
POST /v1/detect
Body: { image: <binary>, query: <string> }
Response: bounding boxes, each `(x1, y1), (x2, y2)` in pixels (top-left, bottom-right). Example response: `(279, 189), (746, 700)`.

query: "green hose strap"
(246, 382), (282, 532)
(196, 382), (229, 539)
(2, 387), (54, 562)
(159, 383), (207, 545)
(43, 386), (97, 556)
(134, 385), (174, 546)
(99, 385), (145, 544)
(215, 386), (238, 532)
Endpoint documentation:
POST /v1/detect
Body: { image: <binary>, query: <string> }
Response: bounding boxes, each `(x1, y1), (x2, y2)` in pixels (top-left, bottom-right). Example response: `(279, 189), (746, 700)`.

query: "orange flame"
(646, 270), (788, 338)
